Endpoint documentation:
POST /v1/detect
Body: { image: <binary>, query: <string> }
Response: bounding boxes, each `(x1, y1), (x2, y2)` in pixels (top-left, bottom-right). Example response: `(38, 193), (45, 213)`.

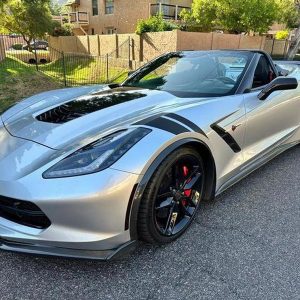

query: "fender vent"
(211, 124), (241, 153)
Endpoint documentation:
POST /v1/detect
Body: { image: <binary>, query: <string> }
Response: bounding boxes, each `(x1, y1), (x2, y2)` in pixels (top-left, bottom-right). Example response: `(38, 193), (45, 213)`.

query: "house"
(62, 0), (192, 35)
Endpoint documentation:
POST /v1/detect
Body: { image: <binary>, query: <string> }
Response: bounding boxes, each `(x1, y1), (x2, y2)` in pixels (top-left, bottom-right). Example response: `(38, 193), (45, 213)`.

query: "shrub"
(50, 21), (73, 37)
(136, 14), (179, 35)
(275, 30), (289, 40)
(11, 43), (23, 50)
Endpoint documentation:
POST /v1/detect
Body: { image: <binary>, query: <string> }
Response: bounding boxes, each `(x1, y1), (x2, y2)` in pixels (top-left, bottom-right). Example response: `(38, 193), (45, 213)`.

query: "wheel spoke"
(172, 164), (180, 189)
(183, 171), (201, 190)
(157, 192), (173, 200)
(164, 203), (176, 235)
(182, 195), (197, 207)
(155, 197), (174, 210)
(181, 205), (193, 218)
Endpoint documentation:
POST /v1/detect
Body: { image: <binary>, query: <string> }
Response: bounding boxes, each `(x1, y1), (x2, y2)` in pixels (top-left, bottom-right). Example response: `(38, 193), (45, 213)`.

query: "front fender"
(126, 137), (216, 240)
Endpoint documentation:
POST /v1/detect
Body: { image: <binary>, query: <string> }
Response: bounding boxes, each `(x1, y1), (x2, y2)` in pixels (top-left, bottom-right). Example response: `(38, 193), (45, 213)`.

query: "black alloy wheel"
(138, 147), (205, 244)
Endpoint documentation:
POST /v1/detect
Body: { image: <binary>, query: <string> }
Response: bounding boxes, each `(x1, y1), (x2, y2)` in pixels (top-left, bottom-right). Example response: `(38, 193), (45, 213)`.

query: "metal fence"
(0, 34), (136, 87)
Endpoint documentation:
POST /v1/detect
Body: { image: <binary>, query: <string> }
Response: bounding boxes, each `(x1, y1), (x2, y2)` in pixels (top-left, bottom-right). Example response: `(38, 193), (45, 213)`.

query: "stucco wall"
(177, 31), (213, 50)
(264, 39), (290, 56)
(142, 31), (178, 60)
(239, 35), (266, 49)
(49, 31), (282, 62)
(177, 31), (265, 51)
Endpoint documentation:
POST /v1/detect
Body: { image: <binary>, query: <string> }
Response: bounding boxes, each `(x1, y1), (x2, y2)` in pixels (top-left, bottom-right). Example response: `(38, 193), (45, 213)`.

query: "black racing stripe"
(133, 113), (165, 126)
(145, 117), (190, 135)
(166, 113), (208, 137)
(211, 124), (241, 153)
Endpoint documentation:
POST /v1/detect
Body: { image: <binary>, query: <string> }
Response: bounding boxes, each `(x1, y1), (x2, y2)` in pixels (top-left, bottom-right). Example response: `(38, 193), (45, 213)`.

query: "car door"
(242, 54), (300, 164)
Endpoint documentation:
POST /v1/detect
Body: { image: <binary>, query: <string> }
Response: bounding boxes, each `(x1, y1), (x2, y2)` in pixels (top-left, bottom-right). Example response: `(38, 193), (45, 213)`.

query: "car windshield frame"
(122, 51), (254, 98)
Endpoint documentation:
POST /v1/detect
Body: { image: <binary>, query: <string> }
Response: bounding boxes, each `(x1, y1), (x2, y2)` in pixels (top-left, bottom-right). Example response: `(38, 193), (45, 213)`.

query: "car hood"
(2, 86), (206, 150)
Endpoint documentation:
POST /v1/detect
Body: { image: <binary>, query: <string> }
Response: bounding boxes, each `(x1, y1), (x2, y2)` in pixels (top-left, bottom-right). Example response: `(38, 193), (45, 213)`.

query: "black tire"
(137, 146), (205, 244)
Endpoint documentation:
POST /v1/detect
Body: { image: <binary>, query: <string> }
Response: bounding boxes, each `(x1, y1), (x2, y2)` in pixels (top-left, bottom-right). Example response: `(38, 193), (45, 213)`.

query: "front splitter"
(0, 238), (137, 261)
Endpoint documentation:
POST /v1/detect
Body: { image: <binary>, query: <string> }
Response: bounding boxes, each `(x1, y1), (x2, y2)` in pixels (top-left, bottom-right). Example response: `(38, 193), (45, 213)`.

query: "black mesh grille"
(0, 196), (51, 229)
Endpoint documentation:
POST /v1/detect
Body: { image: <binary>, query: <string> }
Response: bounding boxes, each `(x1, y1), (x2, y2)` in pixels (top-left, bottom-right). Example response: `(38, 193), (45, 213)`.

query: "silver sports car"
(0, 50), (299, 260)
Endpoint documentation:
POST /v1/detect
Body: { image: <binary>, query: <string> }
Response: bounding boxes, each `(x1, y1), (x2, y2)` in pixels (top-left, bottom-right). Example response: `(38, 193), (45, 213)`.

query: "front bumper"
(0, 164), (140, 259)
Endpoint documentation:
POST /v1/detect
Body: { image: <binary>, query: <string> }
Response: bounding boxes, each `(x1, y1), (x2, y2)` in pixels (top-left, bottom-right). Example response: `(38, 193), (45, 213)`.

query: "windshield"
(122, 51), (253, 97)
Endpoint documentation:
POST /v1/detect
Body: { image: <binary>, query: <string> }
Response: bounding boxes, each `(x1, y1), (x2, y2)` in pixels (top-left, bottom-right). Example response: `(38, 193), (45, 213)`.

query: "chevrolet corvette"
(0, 50), (299, 260)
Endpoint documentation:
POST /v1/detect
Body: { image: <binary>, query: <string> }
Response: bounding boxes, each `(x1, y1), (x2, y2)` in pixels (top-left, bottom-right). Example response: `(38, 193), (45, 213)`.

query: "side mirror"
(258, 77), (298, 100)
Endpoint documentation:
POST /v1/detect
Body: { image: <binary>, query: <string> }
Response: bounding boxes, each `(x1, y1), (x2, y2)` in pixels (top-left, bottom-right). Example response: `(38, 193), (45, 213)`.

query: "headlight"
(43, 127), (151, 179)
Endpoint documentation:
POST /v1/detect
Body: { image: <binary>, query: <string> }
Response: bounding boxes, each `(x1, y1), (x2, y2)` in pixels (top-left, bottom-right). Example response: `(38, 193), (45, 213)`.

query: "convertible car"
(0, 50), (299, 260)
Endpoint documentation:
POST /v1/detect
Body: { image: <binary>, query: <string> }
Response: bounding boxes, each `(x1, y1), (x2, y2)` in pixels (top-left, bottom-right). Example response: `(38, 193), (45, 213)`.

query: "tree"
(188, 0), (218, 32)
(276, 0), (300, 29)
(188, 0), (278, 34)
(50, 0), (62, 16)
(183, 0), (299, 34)
(0, 0), (53, 50)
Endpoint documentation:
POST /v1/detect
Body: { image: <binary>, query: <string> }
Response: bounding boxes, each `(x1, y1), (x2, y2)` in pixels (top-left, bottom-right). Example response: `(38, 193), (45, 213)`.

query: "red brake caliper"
(182, 166), (191, 205)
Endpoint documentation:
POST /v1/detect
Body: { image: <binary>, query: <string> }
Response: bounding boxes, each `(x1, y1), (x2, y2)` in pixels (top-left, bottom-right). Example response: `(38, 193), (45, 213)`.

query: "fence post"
(115, 34), (119, 58)
(283, 40), (288, 59)
(87, 35), (90, 54)
(33, 38), (39, 71)
(61, 51), (67, 87)
(106, 53), (109, 83)
(0, 36), (5, 62)
(271, 39), (275, 57)
(238, 34), (242, 49)
(128, 37), (132, 69)
(139, 35), (143, 62)
(97, 35), (101, 56)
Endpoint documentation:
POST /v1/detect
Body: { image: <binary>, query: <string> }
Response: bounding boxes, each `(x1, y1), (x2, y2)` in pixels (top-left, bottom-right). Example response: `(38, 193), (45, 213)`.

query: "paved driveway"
(1, 146), (300, 300)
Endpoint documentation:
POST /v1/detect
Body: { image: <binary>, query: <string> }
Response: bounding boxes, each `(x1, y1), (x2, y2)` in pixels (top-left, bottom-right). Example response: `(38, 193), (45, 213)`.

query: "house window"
(106, 27), (115, 34)
(105, 0), (114, 14)
(91, 28), (95, 35)
(92, 0), (98, 16)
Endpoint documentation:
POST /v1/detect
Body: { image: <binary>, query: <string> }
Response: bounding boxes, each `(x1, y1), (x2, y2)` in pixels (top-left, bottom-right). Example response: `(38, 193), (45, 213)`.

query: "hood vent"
(36, 90), (146, 124)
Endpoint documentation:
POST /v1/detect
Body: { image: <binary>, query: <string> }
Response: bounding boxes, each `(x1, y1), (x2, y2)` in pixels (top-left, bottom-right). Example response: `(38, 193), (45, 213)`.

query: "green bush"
(136, 14), (179, 35)
(50, 21), (73, 37)
(11, 43), (23, 50)
(275, 30), (289, 40)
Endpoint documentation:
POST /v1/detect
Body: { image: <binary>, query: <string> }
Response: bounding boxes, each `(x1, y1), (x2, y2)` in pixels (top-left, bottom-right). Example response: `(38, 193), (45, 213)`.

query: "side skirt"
(216, 140), (299, 195)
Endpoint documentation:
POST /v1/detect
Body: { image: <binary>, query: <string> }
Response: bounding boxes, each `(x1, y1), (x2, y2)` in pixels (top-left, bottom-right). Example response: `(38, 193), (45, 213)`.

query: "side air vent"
(0, 196), (51, 229)
(211, 124), (241, 153)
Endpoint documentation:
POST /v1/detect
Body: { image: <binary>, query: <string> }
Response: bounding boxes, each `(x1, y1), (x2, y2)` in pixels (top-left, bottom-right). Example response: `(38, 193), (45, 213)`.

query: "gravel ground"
(0, 146), (299, 300)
